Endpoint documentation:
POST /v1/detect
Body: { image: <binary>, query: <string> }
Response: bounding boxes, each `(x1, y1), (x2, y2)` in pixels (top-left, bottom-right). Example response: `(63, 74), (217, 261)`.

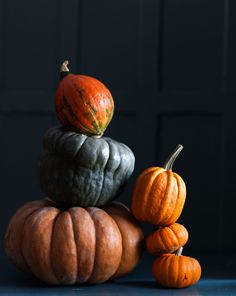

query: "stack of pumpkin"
(4, 61), (144, 285)
(131, 145), (202, 288)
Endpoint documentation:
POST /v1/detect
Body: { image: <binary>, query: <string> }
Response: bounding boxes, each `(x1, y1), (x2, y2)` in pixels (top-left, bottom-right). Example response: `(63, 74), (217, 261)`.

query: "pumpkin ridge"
(74, 134), (87, 160)
(67, 211), (78, 284)
(154, 230), (165, 253)
(60, 132), (79, 157)
(110, 140), (133, 203)
(54, 124), (71, 153)
(104, 107), (114, 129)
(49, 209), (61, 283)
(106, 214), (124, 278)
(167, 227), (178, 251)
(168, 226), (180, 249)
(153, 171), (172, 224)
(171, 224), (188, 248)
(87, 208), (123, 283)
(118, 142), (135, 178)
(187, 257), (194, 286)
(63, 95), (77, 122)
(106, 139), (121, 182)
(143, 169), (164, 221)
(160, 173), (179, 225)
(55, 127), (77, 154)
(172, 175), (184, 223)
(191, 257), (198, 285)
(86, 208), (99, 283)
(22, 207), (60, 284)
(18, 205), (46, 273)
(163, 228), (177, 251)
(116, 143), (132, 185)
(90, 77), (113, 126)
(93, 140), (111, 206)
(162, 255), (171, 286)
(168, 174), (186, 224)
(72, 82), (101, 134)
(169, 254), (180, 288)
(43, 208), (61, 283)
(158, 227), (169, 251)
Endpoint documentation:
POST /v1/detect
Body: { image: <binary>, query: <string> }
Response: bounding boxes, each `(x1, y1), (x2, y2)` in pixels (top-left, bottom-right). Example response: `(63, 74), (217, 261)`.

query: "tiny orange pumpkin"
(146, 223), (188, 255)
(152, 247), (201, 288)
(131, 144), (186, 226)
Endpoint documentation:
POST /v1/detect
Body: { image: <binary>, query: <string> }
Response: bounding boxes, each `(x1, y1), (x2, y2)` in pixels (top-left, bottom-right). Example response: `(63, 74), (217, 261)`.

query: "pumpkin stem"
(163, 144), (183, 171)
(60, 60), (70, 79)
(92, 132), (103, 139)
(176, 247), (183, 256)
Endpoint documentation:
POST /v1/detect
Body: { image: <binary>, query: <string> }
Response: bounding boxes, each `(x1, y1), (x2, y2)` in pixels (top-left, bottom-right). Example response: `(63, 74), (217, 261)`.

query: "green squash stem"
(163, 144), (183, 171)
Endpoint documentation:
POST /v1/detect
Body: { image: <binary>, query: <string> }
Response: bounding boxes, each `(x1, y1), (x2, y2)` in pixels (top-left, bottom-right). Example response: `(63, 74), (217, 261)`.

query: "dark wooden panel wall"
(0, 0), (235, 259)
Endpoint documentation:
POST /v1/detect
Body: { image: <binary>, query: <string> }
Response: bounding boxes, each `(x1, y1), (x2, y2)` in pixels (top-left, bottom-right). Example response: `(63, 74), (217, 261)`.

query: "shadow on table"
(114, 280), (202, 295)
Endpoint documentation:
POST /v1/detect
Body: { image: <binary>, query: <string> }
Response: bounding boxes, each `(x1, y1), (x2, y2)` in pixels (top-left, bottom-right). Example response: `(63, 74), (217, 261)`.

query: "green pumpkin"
(38, 127), (135, 207)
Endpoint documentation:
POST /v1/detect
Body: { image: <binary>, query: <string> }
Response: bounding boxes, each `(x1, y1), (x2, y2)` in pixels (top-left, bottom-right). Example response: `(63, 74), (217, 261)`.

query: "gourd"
(146, 223), (188, 255)
(131, 144), (186, 225)
(152, 247), (201, 288)
(55, 60), (114, 136)
(38, 127), (135, 207)
(4, 199), (143, 285)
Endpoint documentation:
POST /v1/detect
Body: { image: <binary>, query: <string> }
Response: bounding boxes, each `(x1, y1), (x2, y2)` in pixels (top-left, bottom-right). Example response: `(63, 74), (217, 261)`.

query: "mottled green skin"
(38, 127), (135, 207)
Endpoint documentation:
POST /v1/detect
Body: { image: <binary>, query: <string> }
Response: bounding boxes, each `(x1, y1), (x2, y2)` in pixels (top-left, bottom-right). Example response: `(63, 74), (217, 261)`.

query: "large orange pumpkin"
(152, 247), (201, 288)
(4, 199), (143, 285)
(131, 144), (186, 225)
(55, 60), (114, 136)
(146, 223), (188, 255)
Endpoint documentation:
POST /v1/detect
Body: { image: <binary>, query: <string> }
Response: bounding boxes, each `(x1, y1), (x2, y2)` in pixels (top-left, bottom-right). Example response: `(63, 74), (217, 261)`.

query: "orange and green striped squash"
(55, 61), (114, 136)
(131, 144), (186, 226)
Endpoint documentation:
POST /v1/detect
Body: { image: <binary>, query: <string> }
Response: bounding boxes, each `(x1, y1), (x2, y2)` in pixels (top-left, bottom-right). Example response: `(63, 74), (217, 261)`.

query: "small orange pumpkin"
(55, 60), (114, 136)
(152, 247), (201, 288)
(131, 144), (186, 225)
(146, 223), (188, 255)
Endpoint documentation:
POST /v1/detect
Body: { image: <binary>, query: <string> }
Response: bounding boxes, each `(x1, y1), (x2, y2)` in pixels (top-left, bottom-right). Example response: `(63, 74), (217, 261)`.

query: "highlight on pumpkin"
(131, 144), (186, 225)
(55, 60), (115, 136)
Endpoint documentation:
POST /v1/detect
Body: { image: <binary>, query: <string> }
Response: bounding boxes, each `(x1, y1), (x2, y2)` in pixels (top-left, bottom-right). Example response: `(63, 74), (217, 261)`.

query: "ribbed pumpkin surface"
(152, 253), (201, 288)
(38, 127), (135, 207)
(146, 223), (188, 255)
(55, 74), (114, 136)
(4, 199), (143, 285)
(131, 167), (186, 226)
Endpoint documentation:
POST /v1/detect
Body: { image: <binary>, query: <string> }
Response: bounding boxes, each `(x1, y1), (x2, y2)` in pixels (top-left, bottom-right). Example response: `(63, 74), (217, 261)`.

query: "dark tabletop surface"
(1, 253), (236, 295)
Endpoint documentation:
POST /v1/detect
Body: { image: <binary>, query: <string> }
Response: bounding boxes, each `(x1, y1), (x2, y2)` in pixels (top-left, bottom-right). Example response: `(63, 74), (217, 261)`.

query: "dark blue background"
(0, 0), (236, 292)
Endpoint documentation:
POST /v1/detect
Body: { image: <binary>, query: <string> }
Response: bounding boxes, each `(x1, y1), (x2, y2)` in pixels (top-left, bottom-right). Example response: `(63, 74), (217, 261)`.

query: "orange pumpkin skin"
(146, 223), (188, 255)
(131, 145), (186, 226)
(4, 199), (143, 285)
(55, 64), (114, 136)
(152, 252), (201, 288)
